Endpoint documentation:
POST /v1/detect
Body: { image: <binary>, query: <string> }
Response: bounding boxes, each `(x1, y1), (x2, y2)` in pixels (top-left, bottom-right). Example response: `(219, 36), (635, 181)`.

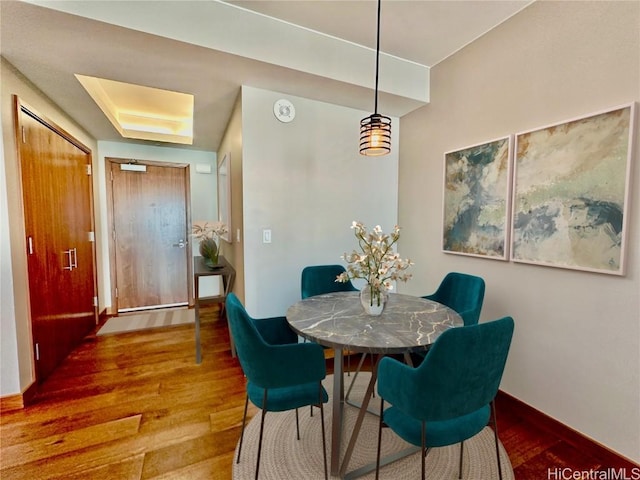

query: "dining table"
(286, 291), (463, 479)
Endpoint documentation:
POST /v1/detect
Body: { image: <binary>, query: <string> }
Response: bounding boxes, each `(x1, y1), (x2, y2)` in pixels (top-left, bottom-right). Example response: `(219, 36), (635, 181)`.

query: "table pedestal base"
(339, 352), (423, 479)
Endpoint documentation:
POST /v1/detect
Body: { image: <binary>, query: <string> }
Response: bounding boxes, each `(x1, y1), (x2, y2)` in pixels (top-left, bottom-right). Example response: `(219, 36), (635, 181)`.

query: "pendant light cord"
(374, 0), (381, 114)
(359, 0), (391, 156)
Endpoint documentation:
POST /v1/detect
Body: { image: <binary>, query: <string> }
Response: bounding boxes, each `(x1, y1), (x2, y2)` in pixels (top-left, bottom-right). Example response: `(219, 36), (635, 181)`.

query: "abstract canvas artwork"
(443, 136), (512, 260)
(511, 103), (635, 275)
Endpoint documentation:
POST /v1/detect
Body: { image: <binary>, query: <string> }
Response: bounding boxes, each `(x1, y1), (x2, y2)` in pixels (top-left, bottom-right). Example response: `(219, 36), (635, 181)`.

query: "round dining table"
(286, 291), (463, 478)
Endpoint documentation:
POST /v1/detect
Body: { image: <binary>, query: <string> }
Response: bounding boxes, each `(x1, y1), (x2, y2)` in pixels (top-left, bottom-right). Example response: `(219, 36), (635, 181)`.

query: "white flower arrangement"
(192, 221), (228, 241)
(336, 221), (413, 306)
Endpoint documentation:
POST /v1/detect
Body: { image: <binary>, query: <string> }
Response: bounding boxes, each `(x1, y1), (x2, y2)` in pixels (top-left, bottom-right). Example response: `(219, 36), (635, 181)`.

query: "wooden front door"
(108, 160), (190, 311)
(17, 99), (98, 383)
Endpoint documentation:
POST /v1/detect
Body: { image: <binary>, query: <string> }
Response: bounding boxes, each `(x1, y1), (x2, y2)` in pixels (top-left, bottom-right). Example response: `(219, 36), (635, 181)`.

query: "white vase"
(360, 284), (385, 316)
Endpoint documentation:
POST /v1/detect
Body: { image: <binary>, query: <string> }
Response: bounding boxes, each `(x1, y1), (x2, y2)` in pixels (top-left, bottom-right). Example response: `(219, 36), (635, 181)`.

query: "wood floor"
(1, 306), (636, 479)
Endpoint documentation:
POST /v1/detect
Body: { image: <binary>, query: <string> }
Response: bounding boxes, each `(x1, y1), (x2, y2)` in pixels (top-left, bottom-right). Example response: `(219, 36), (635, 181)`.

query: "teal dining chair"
(301, 264), (358, 299)
(375, 316), (514, 480)
(422, 272), (485, 326)
(226, 293), (329, 480)
(408, 272), (486, 366)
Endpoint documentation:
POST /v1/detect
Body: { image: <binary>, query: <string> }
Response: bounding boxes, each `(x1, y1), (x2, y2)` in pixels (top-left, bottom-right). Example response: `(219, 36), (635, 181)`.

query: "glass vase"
(360, 284), (386, 316)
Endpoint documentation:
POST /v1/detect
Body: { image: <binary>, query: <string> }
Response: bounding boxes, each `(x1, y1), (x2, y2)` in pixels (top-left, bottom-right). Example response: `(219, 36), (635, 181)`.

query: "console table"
(193, 255), (236, 363)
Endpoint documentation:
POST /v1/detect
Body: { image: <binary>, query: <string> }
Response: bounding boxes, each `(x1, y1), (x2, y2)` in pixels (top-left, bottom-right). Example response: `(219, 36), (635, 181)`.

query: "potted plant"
(192, 221), (228, 267)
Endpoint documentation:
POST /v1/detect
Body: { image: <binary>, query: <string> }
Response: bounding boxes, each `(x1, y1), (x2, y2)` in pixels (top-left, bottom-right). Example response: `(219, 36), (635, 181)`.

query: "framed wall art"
(510, 103), (636, 275)
(442, 135), (513, 260)
(217, 152), (232, 243)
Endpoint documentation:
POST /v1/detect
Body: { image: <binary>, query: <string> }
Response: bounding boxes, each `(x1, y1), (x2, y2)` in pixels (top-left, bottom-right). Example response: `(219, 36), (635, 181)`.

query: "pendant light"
(359, 0), (391, 156)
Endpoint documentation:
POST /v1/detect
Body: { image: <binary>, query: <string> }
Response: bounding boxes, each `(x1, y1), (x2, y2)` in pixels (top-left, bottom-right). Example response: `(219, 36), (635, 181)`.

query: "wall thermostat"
(273, 99), (295, 123)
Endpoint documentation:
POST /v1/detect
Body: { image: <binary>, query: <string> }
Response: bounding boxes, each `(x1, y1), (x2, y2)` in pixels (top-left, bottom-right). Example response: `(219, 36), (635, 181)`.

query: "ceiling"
(0, 0), (532, 152)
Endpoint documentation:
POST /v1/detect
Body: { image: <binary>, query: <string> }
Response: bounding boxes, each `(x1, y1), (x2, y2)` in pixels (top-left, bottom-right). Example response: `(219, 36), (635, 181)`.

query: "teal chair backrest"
(226, 293), (325, 390)
(301, 264), (358, 299)
(383, 316), (514, 422)
(423, 272), (485, 325)
(226, 293), (275, 386)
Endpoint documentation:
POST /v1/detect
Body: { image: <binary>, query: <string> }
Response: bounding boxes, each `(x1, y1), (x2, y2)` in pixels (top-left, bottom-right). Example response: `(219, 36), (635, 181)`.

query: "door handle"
(63, 249), (73, 270)
(172, 239), (187, 248)
(71, 247), (78, 269)
(63, 248), (78, 270)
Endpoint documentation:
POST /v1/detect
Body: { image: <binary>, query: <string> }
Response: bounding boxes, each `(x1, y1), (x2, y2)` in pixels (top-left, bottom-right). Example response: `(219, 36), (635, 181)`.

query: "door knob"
(173, 239), (187, 248)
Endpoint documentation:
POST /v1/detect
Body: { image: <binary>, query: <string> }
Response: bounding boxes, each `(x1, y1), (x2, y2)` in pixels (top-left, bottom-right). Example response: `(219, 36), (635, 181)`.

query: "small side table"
(194, 255), (236, 364)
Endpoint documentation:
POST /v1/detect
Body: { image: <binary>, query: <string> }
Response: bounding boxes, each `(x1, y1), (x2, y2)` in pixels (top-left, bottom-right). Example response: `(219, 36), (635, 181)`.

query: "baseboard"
(0, 393), (24, 412)
(496, 390), (639, 469)
(0, 380), (38, 412)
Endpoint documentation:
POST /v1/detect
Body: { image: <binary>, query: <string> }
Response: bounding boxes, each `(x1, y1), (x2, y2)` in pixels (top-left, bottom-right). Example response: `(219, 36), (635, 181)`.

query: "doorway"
(106, 158), (192, 312)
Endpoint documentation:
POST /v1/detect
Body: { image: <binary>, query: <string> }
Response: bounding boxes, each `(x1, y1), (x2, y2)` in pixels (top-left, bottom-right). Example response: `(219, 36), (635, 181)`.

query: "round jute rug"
(233, 372), (514, 479)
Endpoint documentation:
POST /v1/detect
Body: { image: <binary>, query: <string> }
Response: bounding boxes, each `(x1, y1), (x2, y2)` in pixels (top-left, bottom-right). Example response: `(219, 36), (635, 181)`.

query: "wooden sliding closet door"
(17, 100), (97, 383)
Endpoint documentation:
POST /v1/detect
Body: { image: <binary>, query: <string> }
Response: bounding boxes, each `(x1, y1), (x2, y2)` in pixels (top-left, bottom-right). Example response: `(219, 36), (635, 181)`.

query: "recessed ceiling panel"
(75, 74), (194, 145)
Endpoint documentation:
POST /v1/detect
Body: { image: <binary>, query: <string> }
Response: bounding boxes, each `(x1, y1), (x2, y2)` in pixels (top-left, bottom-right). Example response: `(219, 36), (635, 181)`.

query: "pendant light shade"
(360, 0), (391, 157)
(360, 113), (391, 156)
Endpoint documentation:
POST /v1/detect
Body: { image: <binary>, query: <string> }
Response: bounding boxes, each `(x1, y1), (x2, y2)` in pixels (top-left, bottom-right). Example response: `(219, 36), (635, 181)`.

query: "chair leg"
(421, 421), (426, 480)
(236, 393), (250, 464)
(375, 397), (385, 480)
(319, 383), (328, 480)
(295, 408), (300, 440)
(305, 337), (314, 418)
(459, 441), (464, 479)
(255, 390), (268, 480)
(491, 401), (503, 480)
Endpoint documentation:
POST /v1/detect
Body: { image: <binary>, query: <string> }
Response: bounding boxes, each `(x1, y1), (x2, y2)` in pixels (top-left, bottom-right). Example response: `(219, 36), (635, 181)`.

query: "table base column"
(331, 348), (344, 476)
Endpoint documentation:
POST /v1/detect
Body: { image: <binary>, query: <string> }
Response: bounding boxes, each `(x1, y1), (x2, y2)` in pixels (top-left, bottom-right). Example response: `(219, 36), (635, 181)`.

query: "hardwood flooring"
(1, 306), (636, 479)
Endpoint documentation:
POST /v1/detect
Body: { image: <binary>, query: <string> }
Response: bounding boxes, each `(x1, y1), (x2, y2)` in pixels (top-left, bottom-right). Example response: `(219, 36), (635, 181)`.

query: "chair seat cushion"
(383, 404), (490, 447)
(248, 381), (328, 412)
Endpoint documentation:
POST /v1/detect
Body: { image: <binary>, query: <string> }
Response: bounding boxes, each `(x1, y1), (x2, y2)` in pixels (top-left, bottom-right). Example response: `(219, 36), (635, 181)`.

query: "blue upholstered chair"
(409, 272), (486, 366)
(375, 316), (514, 480)
(422, 272), (486, 326)
(301, 264), (358, 299)
(226, 293), (329, 480)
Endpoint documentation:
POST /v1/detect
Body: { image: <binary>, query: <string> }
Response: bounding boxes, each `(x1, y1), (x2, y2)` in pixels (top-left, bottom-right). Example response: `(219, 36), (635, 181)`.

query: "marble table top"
(286, 291), (463, 354)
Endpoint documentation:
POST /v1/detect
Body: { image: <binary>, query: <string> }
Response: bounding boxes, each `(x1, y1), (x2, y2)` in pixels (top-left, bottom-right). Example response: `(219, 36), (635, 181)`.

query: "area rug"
(233, 372), (514, 479)
(97, 307), (194, 335)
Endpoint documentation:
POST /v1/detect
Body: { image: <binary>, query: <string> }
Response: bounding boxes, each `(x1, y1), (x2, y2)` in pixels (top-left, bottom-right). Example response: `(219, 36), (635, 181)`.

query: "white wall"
(0, 111), (20, 394)
(241, 86), (400, 318)
(97, 141), (219, 304)
(398, 1), (640, 462)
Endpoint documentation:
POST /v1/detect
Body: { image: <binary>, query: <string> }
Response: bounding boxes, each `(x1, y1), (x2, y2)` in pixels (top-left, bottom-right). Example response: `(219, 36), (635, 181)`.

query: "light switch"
(263, 229), (272, 244)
